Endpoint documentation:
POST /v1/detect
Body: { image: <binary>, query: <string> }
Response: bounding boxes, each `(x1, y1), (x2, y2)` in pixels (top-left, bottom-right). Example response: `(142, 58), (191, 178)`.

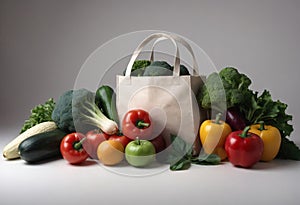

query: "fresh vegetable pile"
(2, 62), (300, 172)
(198, 67), (300, 162)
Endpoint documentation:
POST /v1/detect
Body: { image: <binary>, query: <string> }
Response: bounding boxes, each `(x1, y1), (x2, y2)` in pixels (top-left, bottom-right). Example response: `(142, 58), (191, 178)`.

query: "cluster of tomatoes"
(59, 109), (166, 167)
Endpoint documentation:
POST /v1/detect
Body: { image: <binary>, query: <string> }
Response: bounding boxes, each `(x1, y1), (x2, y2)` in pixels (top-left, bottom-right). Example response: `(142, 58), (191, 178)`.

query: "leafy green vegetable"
(143, 61), (191, 76)
(51, 89), (96, 133)
(168, 134), (221, 171)
(52, 90), (75, 132)
(124, 60), (190, 77)
(79, 100), (118, 135)
(170, 157), (191, 171)
(191, 154), (221, 165)
(149, 61), (172, 70)
(170, 64), (190, 75)
(239, 90), (293, 138)
(123, 60), (151, 76)
(198, 66), (299, 160)
(133, 60), (151, 70)
(143, 61), (173, 76)
(20, 98), (55, 133)
(167, 134), (192, 171)
(244, 90), (299, 160)
(198, 67), (253, 110)
(179, 64), (190, 75)
(277, 137), (300, 160)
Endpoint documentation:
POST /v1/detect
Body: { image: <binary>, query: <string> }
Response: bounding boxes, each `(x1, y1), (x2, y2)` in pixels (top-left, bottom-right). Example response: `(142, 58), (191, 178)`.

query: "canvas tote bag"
(116, 33), (205, 145)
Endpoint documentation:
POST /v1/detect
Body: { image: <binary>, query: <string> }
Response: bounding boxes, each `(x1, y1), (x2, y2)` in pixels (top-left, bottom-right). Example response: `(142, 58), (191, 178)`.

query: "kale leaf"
(20, 98), (55, 133)
(239, 90), (293, 138)
(168, 134), (221, 171)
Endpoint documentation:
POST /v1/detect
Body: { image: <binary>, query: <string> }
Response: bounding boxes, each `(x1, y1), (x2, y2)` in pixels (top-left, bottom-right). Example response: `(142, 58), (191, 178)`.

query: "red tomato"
(109, 135), (132, 148)
(60, 133), (89, 164)
(82, 129), (109, 159)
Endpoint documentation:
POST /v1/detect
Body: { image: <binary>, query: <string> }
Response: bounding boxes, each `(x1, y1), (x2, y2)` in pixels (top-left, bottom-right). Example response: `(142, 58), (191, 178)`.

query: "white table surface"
(1, 128), (300, 205)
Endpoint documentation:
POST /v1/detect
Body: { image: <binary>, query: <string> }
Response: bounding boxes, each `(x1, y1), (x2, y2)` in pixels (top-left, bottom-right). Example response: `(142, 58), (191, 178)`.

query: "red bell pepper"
(225, 126), (264, 168)
(60, 133), (89, 164)
(122, 109), (153, 140)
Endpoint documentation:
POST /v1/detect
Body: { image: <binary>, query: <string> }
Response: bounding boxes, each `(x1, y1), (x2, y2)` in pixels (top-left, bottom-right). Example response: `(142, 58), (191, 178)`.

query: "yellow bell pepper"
(249, 121), (281, 162)
(200, 113), (232, 160)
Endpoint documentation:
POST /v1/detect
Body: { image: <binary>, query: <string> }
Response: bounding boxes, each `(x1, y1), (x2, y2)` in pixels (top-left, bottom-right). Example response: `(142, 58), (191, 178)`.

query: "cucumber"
(95, 85), (119, 125)
(18, 129), (67, 163)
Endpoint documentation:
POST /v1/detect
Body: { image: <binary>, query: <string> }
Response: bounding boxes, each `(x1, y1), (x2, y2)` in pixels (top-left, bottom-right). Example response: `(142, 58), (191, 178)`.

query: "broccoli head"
(52, 88), (96, 133)
(198, 67), (253, 110)
(219, 67), (251, 91)
(123, 60), (151, 76)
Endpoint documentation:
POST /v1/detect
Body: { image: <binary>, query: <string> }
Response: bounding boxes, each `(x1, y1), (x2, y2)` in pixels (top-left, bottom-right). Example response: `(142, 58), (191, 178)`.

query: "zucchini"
(18, 129), (67, 163)
(95, 85), (119, 125)
(3, 121), (57, 160)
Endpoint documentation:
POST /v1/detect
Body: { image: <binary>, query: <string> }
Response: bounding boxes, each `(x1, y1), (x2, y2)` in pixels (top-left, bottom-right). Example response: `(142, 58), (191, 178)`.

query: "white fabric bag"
(116, 33), (205, 145)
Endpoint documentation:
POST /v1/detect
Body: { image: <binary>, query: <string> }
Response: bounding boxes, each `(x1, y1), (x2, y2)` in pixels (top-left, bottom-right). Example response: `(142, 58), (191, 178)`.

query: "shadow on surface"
(245, 159), (300, 171)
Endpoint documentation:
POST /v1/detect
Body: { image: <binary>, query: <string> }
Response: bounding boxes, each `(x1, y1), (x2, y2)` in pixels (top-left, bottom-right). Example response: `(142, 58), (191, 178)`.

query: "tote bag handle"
(150, 34), (199, 76)
(125, 33), (180, 77)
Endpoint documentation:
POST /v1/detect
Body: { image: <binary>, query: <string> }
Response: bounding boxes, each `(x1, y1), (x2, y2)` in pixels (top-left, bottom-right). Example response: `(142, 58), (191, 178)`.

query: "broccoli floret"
(198, 72), (226, 110)
(133, 60), (151, 70)
(123, 60), (151, 76)
(51, 88), (96, 133)
(219, 67), (251, 90)
(198, 67), (253, 110)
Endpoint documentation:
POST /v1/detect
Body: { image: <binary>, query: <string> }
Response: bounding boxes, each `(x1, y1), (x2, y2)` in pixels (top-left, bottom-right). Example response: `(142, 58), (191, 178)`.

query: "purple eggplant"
(226, 107), (247, 131)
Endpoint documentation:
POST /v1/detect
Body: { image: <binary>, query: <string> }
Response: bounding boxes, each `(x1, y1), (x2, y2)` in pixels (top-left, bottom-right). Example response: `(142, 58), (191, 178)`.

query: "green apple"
(125, 138), (156, 167)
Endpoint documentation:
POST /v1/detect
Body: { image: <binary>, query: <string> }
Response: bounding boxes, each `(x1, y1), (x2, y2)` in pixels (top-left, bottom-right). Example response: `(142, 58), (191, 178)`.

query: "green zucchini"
(18, 129), (67, 163)
(95, 85), (119, 125)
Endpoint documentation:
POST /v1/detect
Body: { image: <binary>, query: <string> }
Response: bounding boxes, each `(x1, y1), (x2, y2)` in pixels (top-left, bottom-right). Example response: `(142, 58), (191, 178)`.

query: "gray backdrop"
(1, 0), (299, 143)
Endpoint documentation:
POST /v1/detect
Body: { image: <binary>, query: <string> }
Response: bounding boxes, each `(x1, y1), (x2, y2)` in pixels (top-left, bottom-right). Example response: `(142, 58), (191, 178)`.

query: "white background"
(1, 0), (300, 204)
